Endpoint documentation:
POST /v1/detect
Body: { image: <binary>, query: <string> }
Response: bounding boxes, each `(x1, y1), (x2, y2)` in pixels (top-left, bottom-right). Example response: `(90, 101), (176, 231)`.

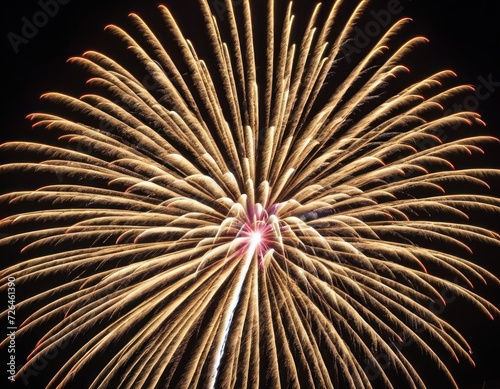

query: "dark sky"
(1, 1), (499, 388)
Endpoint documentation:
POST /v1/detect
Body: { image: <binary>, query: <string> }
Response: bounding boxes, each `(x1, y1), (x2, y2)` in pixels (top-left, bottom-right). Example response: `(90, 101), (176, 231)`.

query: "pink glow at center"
(238, 203), (279, 268)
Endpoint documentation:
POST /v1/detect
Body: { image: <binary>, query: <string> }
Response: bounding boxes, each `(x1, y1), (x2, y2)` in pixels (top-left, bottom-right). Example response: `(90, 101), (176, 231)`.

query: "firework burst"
(1, 1), (499, 388)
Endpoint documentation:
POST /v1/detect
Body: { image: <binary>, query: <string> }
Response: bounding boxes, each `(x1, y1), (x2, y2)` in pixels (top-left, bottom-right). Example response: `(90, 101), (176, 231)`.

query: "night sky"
(1, 1), (499, 388)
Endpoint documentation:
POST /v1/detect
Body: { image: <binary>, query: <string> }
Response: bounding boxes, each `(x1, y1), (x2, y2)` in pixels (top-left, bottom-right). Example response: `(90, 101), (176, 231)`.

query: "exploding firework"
(1, 1), (499, 388)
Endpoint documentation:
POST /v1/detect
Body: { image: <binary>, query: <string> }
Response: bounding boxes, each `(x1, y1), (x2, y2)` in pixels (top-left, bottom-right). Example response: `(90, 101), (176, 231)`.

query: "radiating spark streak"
(210, 233), (259, 389)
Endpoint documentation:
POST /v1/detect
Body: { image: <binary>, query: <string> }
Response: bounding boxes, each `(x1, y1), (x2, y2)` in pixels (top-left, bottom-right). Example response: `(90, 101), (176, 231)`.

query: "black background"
(1, 1), (499, 388)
